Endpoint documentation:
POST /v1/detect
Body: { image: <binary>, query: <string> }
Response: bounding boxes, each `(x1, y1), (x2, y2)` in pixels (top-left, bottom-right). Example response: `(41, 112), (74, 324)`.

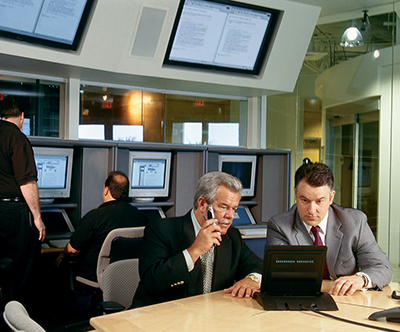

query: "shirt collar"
(302, 209), (329, 235)
(190, 208), (202, 236)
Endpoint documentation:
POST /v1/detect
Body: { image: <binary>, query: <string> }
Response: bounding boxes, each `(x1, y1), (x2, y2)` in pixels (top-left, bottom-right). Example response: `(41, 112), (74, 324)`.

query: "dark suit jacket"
(132, 211), (263, 308)
(266, 204), (392, 289)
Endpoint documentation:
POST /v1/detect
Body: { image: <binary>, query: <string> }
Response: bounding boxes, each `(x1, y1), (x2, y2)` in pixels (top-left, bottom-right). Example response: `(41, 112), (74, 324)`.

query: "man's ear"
(197, 196), (208, 213)
(329, 190), (336, 205)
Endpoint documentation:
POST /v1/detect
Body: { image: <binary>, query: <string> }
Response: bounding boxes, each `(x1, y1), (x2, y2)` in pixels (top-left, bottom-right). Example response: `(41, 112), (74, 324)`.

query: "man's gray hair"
(193, 171), (242, 208)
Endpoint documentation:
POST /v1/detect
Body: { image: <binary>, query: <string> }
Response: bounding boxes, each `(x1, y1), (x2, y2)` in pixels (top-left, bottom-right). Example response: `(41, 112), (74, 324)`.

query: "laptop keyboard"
(49, 239), (70, 248)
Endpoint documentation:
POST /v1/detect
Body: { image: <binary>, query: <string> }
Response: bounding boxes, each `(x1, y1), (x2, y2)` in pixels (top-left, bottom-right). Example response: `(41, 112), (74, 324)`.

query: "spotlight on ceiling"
(340, 27), (364, 47)
(340, 11), (369, 47)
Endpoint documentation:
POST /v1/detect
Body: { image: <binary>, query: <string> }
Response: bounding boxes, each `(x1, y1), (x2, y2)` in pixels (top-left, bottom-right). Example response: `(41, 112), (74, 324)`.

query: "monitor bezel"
(0, 0), (96, 51)
(218, 154), (257, 197)
(33, 146), (74, 199)
(261, 245), (327, 296)
(128, 151), (172, 200)
(163, 0), (281, 76)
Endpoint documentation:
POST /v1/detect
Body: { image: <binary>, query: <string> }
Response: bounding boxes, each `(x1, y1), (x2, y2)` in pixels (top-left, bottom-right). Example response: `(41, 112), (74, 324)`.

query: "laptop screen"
(261, 245), (327, 296)
(41, 208), (75, 240)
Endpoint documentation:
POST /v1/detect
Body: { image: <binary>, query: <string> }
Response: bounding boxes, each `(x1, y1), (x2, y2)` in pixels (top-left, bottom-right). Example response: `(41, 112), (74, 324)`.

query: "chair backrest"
(102, 258), (140, 310)
(96, 226), (145, 290)
(3, 301), (46, 332)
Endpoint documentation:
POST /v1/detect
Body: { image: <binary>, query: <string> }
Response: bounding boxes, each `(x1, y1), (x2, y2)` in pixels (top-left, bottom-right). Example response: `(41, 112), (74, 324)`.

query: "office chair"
(3, 301), (46, 332)
(75, 226), (145, 290)
(99, 258), (140, 314)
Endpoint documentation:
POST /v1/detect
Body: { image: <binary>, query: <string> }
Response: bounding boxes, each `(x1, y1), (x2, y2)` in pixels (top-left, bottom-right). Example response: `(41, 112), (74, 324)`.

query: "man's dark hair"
(1, 97), (22, 118)
(294, 162), (334, 192)
(105, 171), (129, 200)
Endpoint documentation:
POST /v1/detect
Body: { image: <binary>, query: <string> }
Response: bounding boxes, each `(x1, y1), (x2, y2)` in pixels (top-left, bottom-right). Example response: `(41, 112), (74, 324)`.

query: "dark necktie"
(201, 245), (214, 293)
(310, 226), (330, 279)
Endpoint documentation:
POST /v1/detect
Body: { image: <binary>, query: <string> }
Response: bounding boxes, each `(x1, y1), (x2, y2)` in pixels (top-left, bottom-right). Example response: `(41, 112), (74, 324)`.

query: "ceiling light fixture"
(340, 11), (369, 48)
(340, 26), (364, 47)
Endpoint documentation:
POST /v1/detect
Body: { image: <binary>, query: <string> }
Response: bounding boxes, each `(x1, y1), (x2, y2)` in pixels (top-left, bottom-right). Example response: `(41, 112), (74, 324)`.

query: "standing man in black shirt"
(0, 97), (46, 311)
(57, 171), (149, 282)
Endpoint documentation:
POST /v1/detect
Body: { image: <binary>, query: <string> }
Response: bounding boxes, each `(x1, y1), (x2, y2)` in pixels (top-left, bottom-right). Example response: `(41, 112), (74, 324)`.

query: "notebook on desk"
(253, 245), (338, 311)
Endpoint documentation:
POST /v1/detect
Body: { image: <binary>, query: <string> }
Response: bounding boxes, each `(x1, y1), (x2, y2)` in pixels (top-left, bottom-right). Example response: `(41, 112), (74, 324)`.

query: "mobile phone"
(207, 205), (215, 220)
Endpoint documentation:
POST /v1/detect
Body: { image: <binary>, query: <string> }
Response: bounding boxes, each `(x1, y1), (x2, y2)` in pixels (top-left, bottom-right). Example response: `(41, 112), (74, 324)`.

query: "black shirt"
(70, 199), (149, 280)
(0, 120), (37, 198)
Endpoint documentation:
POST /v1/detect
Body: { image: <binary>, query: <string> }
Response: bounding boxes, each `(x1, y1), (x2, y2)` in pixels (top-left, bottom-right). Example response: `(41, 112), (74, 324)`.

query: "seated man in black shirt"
(57, 171), (149, 281)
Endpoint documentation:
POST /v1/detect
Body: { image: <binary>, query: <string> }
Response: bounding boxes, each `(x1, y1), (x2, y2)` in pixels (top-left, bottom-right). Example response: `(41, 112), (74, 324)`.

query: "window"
(0, 76), (61, 137)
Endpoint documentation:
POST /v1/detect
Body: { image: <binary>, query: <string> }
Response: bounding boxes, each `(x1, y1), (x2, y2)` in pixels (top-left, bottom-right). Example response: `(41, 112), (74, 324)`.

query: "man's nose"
(308, 202), (317, 214)
(224, 208), (235, 220)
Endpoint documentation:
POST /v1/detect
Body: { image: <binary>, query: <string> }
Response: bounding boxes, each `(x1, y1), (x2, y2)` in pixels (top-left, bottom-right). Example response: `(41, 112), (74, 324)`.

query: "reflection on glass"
(78, 124), (105, 140)
(172, 122), (202, 145)
(112, 125), (143, 142)
(208, 123), (239, 146)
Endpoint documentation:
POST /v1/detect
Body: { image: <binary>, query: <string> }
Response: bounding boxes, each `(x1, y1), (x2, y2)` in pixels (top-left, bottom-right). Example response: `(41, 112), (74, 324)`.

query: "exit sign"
(194, 100), (204, 107)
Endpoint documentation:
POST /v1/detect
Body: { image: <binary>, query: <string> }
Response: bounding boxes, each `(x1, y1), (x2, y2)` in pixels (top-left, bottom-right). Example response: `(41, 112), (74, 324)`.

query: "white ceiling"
(288, 0), (396, 18)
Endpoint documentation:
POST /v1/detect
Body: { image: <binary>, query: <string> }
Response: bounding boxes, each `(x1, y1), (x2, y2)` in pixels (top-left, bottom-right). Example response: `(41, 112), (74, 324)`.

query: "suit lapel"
(294, 211), (314, 245)
(212, 235), (232, 290)
(325, 206), (343, 278)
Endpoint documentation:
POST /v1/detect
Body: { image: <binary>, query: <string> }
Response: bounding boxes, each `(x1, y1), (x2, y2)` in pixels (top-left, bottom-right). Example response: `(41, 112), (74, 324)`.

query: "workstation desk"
(90, 281), (400, 331)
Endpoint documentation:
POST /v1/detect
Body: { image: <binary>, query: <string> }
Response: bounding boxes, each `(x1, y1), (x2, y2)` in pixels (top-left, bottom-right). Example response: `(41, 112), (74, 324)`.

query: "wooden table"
(90, 281), (400, 331)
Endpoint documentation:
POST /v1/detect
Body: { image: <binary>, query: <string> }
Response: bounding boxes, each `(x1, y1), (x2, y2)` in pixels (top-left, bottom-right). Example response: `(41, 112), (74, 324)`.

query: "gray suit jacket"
(266, 204), (392, 289)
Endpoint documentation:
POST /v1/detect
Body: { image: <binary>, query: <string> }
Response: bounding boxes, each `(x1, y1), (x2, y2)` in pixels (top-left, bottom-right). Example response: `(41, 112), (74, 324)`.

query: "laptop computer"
(253, 245), (338, 311)
(41, 208), (75, 247)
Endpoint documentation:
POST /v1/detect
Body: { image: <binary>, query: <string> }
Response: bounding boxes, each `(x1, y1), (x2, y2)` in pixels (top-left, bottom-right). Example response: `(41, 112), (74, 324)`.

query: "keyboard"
(48, 239), (70, 248)
(238, 228), (267, 238)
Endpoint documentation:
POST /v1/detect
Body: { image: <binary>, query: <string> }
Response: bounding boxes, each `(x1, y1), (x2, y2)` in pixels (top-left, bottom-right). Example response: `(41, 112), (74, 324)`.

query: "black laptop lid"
(42, 208), (75, 240)
(261, 245), (327, 296)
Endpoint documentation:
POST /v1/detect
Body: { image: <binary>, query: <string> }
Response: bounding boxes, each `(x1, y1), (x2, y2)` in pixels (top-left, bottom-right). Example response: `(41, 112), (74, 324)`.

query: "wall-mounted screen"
(0, 0), (95, 51)
(219, 154), (257, 197)
(128, 151), (172, 202)
(33, 146), (74, 201)
(163, 0), (281, 75)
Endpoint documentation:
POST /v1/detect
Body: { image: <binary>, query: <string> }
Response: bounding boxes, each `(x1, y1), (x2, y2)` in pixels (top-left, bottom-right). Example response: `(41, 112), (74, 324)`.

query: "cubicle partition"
(29, 138), (291, 252)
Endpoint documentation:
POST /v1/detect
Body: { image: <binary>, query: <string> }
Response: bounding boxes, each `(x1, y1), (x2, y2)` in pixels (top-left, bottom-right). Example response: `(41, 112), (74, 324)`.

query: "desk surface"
(90, 281), (400, 332)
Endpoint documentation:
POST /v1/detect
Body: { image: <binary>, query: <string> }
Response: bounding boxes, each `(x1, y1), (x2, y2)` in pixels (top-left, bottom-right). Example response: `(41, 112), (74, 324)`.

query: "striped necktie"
(310, 226), (330, 279)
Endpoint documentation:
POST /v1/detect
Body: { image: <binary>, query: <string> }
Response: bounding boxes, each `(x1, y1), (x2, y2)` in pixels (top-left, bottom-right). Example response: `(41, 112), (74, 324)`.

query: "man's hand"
(187, 218), (222, 263)
(224, 277), (259, 298)
(330, 275), (364, 296)
(55, 252), (64, 268)
(33, 217), (46, 242)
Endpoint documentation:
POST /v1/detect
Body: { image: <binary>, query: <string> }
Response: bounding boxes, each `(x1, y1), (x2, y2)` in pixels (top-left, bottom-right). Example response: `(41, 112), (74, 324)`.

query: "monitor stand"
(253, 292), (338, 311)
(131, 197), (155, 203)
(39, 198), (55, 204)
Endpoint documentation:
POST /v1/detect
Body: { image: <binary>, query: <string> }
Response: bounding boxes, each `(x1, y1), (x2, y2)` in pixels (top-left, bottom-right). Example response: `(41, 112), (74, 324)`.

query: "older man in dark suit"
(267, 162), (392, 296)
(132, 171), (263, 308)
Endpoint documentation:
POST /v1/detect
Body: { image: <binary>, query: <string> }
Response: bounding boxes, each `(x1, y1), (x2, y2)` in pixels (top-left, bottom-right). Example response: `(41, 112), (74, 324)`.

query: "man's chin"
(219, 224), (231, 235)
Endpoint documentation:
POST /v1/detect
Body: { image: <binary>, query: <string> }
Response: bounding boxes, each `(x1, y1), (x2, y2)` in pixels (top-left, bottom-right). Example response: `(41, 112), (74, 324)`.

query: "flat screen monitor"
(33, 146), (74, 201)
(218, 154), (257, 197)
(128, 151), (172, 202)
(163, 0), (281, 76)
(0, 0), (95, 51)
(232, 205), (255, 226)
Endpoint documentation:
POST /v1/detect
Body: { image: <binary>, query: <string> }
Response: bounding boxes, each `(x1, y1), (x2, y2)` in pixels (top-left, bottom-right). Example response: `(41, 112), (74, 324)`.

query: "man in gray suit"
(267, 162), (392, 296)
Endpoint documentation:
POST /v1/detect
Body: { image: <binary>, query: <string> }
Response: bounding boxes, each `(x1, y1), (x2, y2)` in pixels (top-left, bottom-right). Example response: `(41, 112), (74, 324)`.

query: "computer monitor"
(163, 0), (281, 76)
(128, 151), (172, 202)
(0, 0), (96, 51)
(33, 146), (74, 202)
(218, 154), (257, 197)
